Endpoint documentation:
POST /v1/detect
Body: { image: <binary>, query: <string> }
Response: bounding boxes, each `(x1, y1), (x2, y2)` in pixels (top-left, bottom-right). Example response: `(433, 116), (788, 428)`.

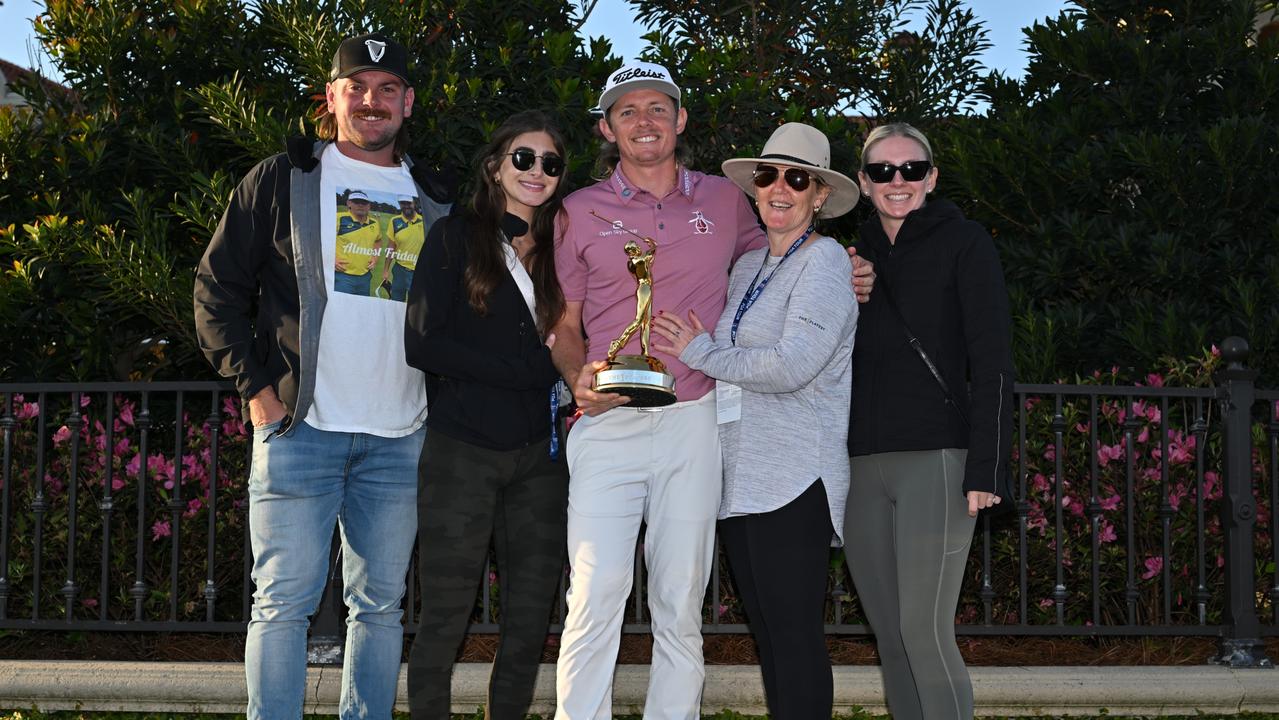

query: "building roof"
(0, 58), (68, 107)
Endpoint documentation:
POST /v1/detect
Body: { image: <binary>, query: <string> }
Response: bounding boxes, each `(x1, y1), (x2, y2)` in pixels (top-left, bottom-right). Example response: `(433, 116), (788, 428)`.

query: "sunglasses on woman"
(863, 160), (932, 183)
(752, 165), (818, 192)
(507, 148), (565, 177)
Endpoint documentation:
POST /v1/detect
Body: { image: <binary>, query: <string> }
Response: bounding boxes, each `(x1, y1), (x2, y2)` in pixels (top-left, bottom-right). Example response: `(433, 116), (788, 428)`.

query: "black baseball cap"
(330, 32), (410, 85)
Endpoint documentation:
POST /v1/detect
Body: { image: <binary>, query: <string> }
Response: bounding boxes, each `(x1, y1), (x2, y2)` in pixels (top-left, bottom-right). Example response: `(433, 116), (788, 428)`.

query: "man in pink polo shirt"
(550, 61), (872, 719)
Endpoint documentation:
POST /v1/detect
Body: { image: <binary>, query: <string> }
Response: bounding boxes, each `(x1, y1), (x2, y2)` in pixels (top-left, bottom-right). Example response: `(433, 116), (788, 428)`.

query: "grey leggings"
(844, 449), (976, 720)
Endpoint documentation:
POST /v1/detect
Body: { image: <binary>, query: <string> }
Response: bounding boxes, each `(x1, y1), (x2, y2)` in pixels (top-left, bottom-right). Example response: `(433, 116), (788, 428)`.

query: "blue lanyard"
(549, 380), (565, 460)
(730, 225), (814, 345)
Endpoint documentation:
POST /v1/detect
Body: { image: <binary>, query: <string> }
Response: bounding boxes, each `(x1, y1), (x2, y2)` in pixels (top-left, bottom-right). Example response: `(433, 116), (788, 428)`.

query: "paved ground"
(1, 661), (1277, 716)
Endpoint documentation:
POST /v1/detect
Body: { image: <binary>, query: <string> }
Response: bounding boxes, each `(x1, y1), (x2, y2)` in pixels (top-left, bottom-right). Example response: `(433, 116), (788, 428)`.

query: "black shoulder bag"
(877, 272), (969, 428)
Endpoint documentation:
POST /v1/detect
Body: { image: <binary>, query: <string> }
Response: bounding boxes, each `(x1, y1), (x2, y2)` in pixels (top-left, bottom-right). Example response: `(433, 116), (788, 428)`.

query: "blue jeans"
(245, 420), (423, 720)
(335, 270), (371, 297)
(389, 264), (414, 302)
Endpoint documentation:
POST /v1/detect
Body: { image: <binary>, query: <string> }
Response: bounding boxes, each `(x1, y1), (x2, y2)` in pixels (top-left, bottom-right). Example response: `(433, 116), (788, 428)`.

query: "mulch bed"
(3, 631), (1276, 666)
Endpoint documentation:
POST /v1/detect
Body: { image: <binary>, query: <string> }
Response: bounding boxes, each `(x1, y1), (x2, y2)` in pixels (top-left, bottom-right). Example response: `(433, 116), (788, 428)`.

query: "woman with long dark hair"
(404, 110), (569, 719)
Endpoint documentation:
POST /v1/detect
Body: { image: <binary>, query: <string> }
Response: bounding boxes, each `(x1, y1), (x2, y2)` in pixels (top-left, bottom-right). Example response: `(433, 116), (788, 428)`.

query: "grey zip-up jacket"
(193, 138), (452, 434)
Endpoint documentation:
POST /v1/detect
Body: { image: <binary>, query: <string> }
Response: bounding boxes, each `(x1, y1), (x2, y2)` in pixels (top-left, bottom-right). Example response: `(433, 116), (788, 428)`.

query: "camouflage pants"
(406, 430), (568, 720)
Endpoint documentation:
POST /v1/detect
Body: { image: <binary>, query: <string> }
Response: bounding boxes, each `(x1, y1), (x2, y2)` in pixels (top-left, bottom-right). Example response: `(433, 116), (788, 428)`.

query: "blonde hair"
(860, 122), (933, 168)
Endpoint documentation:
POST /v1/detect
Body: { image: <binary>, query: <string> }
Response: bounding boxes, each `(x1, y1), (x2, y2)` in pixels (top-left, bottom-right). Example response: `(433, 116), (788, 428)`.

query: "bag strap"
(877, 267), (970, 428)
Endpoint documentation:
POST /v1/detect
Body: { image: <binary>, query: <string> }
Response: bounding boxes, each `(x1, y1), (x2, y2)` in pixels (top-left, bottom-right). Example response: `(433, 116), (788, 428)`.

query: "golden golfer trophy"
(590, 211), (677, 407)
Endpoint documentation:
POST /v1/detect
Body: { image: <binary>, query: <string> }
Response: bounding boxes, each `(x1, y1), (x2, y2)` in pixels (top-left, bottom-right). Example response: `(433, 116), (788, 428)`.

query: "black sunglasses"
(863, 160), (932, 183)
(507, 148), (565, 177)
(752, 165), (817, 192)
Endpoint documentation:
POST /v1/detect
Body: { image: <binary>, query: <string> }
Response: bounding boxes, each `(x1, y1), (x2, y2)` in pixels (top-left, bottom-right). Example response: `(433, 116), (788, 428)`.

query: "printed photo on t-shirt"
(334, 188), (423, 301)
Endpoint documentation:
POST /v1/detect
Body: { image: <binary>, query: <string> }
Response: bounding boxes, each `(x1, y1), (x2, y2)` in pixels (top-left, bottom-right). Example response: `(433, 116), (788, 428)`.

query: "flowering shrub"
(1, 389), (249, 622)
(819, 348), (1276, 630)
(2, 348), (1274, 632)
(958, 347), (1275, 628)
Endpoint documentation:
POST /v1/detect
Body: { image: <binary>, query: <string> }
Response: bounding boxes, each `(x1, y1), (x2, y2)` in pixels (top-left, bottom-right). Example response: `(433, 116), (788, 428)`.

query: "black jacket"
(403, 212), (560, 450)
(848, 199), (1014, 497)
(193, 137), (452, 431)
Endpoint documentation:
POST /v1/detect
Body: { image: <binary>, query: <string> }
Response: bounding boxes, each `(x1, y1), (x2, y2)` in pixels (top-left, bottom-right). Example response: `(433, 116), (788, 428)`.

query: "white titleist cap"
(594, 61), (681, 116)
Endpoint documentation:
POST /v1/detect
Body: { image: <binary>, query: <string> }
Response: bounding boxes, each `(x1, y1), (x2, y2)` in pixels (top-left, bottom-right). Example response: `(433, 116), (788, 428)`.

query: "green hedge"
(1, 0), (1276, 383)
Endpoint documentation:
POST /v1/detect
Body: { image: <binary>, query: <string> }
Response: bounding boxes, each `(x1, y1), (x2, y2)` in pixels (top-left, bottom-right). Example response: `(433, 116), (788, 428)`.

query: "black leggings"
(406, 431), (568, 720)
(719, 479), (834, 720)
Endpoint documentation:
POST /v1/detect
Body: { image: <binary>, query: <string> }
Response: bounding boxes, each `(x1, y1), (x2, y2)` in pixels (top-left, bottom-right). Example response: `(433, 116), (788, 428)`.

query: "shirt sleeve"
(681, 243), (857, 393)
(955, 224), (1015, 496)
(192, 157), (277, 401)
(555, 207), (588, 303)
(403, 218), (557, 390)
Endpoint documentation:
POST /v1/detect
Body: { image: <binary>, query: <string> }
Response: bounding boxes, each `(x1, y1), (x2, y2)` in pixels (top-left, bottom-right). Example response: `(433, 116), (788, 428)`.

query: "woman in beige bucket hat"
(652, 122), (859, 719)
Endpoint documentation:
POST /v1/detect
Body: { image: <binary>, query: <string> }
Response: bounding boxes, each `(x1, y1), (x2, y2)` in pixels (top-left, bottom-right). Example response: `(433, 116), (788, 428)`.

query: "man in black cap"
(194, 32), (452, 719)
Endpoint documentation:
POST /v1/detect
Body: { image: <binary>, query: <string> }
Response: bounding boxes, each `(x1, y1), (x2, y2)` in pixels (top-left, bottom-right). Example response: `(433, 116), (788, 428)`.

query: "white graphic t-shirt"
(304, 144), (428, 437)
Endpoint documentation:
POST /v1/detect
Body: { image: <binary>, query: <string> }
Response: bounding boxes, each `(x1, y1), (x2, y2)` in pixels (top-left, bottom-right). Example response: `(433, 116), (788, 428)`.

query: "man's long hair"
(465, 110), (568, 335)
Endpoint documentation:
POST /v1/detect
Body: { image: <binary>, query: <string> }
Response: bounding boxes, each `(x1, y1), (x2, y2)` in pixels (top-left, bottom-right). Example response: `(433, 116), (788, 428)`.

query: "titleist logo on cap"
(611, 67), (668, 84)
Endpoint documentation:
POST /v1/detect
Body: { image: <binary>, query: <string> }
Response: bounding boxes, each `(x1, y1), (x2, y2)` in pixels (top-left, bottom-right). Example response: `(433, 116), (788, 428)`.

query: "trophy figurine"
(590, 211), (677, 407)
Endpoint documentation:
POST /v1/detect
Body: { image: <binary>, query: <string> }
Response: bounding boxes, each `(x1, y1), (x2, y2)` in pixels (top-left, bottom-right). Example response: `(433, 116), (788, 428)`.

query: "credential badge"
(365, 39), (387, 63)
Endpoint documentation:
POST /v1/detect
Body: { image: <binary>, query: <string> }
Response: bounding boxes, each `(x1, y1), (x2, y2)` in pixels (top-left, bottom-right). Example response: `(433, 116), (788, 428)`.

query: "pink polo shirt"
(556, 165), (766, 401)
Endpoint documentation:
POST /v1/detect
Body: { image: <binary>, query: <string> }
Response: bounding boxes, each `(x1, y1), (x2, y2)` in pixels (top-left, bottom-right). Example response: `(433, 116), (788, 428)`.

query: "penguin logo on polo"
(689, 210), (715, 235)
(365, 39), (387, 63)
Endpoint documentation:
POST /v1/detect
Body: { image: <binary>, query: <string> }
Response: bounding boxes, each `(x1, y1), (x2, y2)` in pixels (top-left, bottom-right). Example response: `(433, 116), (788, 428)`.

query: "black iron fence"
(0, 338), (1274, 666)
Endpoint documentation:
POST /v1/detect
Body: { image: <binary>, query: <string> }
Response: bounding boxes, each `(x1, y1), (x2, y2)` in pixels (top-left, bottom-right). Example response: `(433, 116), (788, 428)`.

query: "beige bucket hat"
(721, 122), (859, 219)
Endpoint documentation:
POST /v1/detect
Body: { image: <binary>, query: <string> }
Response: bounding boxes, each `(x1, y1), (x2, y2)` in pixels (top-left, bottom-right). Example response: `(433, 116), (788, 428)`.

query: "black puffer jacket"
(848, 199), (1014, 497)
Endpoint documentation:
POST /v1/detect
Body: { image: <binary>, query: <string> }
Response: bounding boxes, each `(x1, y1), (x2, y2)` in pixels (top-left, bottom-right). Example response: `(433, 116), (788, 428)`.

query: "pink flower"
(1144, 373), (1165, 388)
(111, 476), (126, 492)
(81, 598), (98, 609)
(151, 519), (171, 540)
(1039, 598), (1055, 609)
(1099, 494), (1121, 511)
(147, 454), (175, 489)
(1167, 438), (1194, 465)
(1210, 345), (1220, 357)
(15, 394), (39, 420)
(1043, 445), (1056, 461)
(184, 497), (204, 518)
(1136, 426), (1150, 444)
(1099, 521), (1117, 544)
(718, 604), (729, 618)
(1032, 473), (1050, 494)
(116, 401), (135, 430)
(1097, 443), (1123, 467)
(1075, 422), (1089, 434)
(52, 425), (71, 445)
(1142, 556), (1163, 580)
(1144, 405), (1161, 423)
(125, 453), (142, 478)
(80, 394), (91, 407)
(222, 395), (241, 419)
(1066, 496), (1085, 517)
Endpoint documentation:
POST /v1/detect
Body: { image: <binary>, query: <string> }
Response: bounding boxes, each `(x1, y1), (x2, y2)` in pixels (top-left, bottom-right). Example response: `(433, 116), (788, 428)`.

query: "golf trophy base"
(593, 354), (677, 408)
